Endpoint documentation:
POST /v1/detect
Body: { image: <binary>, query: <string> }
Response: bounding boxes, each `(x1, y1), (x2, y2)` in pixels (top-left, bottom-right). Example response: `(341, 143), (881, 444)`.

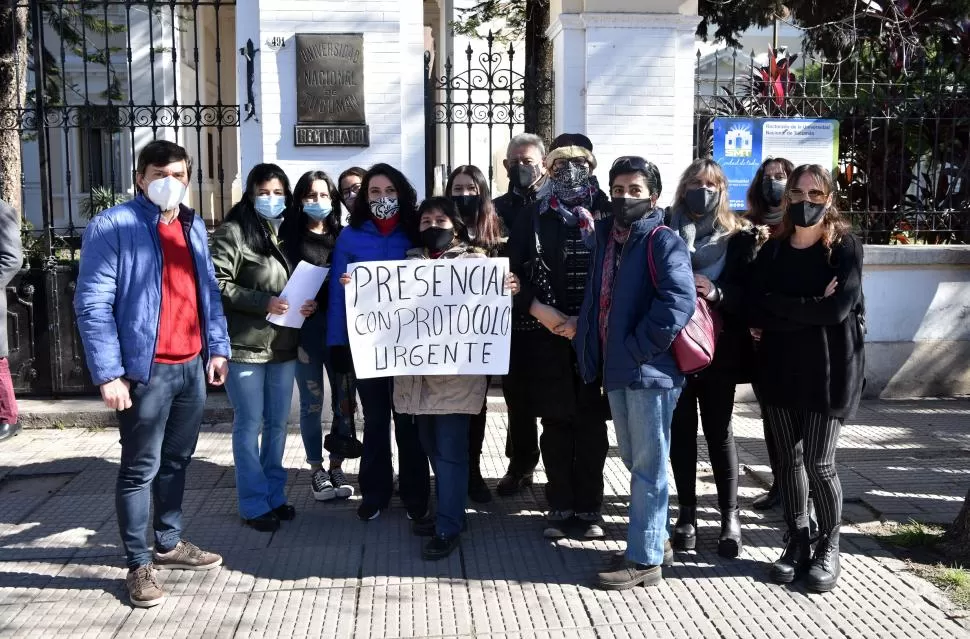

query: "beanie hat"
(545, 133), (597, 170)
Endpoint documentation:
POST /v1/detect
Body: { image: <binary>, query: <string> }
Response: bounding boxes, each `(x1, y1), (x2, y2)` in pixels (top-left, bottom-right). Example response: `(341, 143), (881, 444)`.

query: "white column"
(547, 8), (699, 207)
(234, 0), (428, 197)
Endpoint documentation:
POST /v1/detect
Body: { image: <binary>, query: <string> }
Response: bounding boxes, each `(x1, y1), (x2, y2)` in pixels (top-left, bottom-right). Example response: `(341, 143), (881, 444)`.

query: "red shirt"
(154, 219), (202, 364)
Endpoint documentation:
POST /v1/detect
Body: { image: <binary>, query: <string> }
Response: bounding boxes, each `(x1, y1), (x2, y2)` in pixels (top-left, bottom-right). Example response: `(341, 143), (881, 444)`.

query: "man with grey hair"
(494, 132), (548, 496)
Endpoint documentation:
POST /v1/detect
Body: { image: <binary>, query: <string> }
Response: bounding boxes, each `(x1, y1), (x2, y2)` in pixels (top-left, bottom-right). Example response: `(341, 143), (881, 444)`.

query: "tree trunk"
(0, 3), (27, 212)
(942, 488), (970, 566)
(524, 0), (553, 145)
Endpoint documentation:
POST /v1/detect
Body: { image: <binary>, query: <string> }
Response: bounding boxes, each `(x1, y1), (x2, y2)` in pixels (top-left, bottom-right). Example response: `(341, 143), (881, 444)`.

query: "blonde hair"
(673, 158), (744, 235)
(781, 164), (851, 258)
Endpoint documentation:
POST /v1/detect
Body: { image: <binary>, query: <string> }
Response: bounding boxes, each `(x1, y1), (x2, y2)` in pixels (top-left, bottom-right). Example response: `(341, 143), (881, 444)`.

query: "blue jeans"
(608, 387), (682, 567)
(226, 360), (297, 519)
(295, 346), (357, 465)
(417, 414), (469, 537)
(116, 356), (206, 569)
(356, 376), (429, 513)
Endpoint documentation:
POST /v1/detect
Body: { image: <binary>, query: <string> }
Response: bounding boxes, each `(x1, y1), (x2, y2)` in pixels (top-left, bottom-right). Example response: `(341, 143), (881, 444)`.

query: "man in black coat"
(0, 199), (22, 442)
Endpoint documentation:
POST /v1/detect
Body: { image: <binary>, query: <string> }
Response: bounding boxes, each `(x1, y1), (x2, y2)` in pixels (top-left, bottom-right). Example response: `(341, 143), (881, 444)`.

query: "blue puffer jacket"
(326, 220), (413, 347)
(74, 194), (231, 385)
(575, 208), (696, 392)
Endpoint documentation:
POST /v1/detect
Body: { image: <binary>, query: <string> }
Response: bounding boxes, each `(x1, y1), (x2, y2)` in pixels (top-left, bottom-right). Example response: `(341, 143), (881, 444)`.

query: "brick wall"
(237, 0), (427, 197)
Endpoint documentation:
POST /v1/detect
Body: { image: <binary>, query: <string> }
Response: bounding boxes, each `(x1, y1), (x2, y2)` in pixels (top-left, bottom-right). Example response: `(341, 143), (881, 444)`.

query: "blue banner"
(712, 118), (839, 211)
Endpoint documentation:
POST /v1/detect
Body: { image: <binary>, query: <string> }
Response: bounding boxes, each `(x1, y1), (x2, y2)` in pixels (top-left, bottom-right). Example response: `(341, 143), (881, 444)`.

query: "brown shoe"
(153, 540), (223, 571)
(596, 561), (662, 591)
(609, 540), (673, 570)
(126, 564), (164, 608)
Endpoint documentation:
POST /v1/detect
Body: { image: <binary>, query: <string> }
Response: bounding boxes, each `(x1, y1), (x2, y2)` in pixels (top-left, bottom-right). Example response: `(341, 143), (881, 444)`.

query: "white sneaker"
(329, 468), (355, 499)
(311, 469), (336, 501)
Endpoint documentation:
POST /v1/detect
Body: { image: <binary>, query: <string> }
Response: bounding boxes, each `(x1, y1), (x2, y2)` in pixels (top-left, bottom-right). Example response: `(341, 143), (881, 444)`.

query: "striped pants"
(763, 405), (843, 536)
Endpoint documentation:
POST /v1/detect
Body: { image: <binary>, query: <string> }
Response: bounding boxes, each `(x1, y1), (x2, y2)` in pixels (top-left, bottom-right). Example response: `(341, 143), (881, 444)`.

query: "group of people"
(74, 132), (865, 609)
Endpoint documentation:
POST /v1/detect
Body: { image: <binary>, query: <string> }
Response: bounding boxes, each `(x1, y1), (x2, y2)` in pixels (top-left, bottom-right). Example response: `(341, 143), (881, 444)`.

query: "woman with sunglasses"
(446, 165), (503, 504)
(748, 164), (865, 592)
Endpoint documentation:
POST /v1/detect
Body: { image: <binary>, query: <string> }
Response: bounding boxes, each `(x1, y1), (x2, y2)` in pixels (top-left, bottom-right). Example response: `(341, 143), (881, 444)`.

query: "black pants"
(763, 405), (843, 535)
(468, 404), (486, 480)
(501, 380), (540, 476)
(752, 383), (780, 487)
(669, 376), (739, 513)
(540, 405), (608, 514)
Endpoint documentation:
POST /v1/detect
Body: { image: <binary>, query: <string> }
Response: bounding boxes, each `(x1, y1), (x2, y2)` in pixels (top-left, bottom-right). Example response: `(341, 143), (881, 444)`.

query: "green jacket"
(210, 219), (298, 363)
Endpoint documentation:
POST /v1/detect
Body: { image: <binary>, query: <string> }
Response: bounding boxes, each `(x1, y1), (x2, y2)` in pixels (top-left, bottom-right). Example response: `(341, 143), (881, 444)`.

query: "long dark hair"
(780, 164), (851, 260)
(445, 165), (501, 249)
(337, 166), (366, 209)
(225, 163), (292, 255)
(350, 163), (419, 241)
(280, 170), (341, 266)
(745, 156), (794, 224)
(417, 196), (470, 245)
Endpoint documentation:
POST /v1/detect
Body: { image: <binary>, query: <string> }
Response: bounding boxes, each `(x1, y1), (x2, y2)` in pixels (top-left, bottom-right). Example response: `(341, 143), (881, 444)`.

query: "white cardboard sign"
(344, 258), (512, 379)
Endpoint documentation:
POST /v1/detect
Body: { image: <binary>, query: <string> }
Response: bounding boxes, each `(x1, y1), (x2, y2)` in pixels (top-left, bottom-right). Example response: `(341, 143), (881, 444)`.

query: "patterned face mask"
(369, 197), (399, 219)
(550, 162), (591, 203)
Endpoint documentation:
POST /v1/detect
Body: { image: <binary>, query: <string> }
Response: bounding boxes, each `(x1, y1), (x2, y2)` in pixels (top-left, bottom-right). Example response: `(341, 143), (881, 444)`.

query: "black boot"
(468, 465), (492, 504)
(770, 527), (812, 584)
(752, 484), (780, 510)
(806, 528), (841, 592)
(717, 508), (742, 559)
(671, 506), (696, 551)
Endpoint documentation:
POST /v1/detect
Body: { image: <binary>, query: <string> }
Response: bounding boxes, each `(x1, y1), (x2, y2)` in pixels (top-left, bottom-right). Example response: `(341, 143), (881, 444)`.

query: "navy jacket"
(74, 194), (230, 385)
(575, 209), (696, 393)
(326, 220), (413, 347)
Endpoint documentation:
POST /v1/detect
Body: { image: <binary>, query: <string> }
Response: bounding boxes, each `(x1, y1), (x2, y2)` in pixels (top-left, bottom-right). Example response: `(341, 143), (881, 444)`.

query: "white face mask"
(146, 176), (188, 211)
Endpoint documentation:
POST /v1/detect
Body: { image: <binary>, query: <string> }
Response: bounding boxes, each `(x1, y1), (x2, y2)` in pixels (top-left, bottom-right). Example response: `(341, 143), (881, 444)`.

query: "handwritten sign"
(345, 258), (512, 379)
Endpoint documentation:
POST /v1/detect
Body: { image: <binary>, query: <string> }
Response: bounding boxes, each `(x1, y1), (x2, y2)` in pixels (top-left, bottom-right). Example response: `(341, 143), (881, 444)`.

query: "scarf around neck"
(598, 223), (633, 349)
(670, 205), (729, 278)
(544, 173), (599, 249)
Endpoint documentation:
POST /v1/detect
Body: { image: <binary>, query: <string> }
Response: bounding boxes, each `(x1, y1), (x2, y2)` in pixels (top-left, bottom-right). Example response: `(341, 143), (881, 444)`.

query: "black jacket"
(748, 233), (866, 418)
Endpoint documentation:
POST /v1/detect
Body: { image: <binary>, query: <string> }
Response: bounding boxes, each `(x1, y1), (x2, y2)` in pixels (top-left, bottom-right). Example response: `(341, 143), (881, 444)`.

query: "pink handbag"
(647, 226), (722, 375)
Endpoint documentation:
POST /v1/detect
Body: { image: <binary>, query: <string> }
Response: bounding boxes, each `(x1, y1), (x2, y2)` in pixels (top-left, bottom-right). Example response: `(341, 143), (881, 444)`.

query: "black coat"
(699, 226), (767, 384)
(505, 201), (605, 421)
(748, 233), (866, 419)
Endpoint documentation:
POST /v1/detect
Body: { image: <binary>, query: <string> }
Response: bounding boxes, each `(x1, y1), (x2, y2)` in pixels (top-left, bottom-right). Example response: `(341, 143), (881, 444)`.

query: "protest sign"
(344, 258), (512, 379)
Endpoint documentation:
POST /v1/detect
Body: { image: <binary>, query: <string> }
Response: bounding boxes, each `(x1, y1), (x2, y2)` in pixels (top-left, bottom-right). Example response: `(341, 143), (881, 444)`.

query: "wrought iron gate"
(424, 33), (553, 197)
(0, 0), (240, 396)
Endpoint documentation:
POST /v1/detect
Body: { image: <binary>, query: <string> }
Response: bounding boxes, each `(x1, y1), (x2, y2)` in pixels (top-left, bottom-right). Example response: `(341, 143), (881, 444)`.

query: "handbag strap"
(646, 225), (673, 288)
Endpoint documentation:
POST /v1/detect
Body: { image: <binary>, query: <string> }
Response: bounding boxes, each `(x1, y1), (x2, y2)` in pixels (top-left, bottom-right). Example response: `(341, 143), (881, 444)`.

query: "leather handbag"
(647, 226), (722, 374)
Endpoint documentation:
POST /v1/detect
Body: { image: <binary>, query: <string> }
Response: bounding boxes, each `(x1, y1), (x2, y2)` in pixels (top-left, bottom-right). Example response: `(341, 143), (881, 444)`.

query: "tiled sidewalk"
(0, 399), (968, 638)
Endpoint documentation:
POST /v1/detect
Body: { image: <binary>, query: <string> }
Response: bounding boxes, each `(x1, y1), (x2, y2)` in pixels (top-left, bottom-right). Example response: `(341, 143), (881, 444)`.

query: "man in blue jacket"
(75, 140), (231, 608)
(574, 156), (696, 590)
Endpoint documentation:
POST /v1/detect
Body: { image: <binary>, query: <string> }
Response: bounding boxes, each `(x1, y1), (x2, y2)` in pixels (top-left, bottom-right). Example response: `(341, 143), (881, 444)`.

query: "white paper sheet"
(266, 261), (330, 329)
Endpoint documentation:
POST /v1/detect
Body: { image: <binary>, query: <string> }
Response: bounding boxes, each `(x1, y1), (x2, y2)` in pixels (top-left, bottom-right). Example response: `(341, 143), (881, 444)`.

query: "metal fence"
(424, 33), (553, 197)
(0, 0), (239, 396)
(695, 47), (970, 245)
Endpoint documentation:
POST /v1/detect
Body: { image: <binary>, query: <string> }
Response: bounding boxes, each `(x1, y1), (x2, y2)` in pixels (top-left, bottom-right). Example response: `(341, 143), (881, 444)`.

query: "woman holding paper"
(280, 170), (360, 505)
(211, 163), (315, 532)
(326, 163), (431, 523)
(446, 165), (503, 504)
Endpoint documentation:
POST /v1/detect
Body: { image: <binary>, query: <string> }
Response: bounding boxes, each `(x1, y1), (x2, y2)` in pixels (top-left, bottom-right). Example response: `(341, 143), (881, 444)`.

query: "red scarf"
(598, 224), (632, 349)
(372, 213), (399, 236)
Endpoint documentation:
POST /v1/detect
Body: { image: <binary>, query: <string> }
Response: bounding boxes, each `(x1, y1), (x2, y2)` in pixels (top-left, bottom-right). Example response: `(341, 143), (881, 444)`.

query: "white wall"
(236, 0), (426, 197)
(549, 12), (699, 208)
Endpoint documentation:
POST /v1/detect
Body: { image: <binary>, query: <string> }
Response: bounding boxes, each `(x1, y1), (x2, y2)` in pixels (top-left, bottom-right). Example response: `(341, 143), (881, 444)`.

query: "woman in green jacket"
(211, 163), (314, 532)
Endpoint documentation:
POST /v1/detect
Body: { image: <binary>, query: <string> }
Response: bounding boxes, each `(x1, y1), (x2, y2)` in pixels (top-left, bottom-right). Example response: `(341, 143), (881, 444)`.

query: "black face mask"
(452, 195), (481, 223)
(762, 178), (787, 208)
(684, 187), (720, 217)
(611, 197), (654, 228)
(420, 226), (456, 252)
(788, 201), (827, 228)
(508, 163), (539, 190)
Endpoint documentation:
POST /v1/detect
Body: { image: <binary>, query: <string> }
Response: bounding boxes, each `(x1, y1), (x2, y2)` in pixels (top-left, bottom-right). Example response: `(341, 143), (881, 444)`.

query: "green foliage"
(452, 0), (538, 43)
(880, 519), (946, 548)
(79, 186), (129, 220)
(914, 564), (970, 609)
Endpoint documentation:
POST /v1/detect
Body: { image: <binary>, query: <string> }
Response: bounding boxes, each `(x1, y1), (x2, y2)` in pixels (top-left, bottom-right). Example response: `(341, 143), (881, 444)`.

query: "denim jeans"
(116, 356), (206, 569)
(295, 346), (357, 465)
(226, 360), (297, 519)
(607, 386), (682, 567)
(356, 377), (429, 513)
(417, 414), (469, 537)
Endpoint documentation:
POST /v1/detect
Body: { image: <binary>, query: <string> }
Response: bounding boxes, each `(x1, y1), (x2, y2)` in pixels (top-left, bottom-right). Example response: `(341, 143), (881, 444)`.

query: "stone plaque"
(296, 33), (365, 126)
